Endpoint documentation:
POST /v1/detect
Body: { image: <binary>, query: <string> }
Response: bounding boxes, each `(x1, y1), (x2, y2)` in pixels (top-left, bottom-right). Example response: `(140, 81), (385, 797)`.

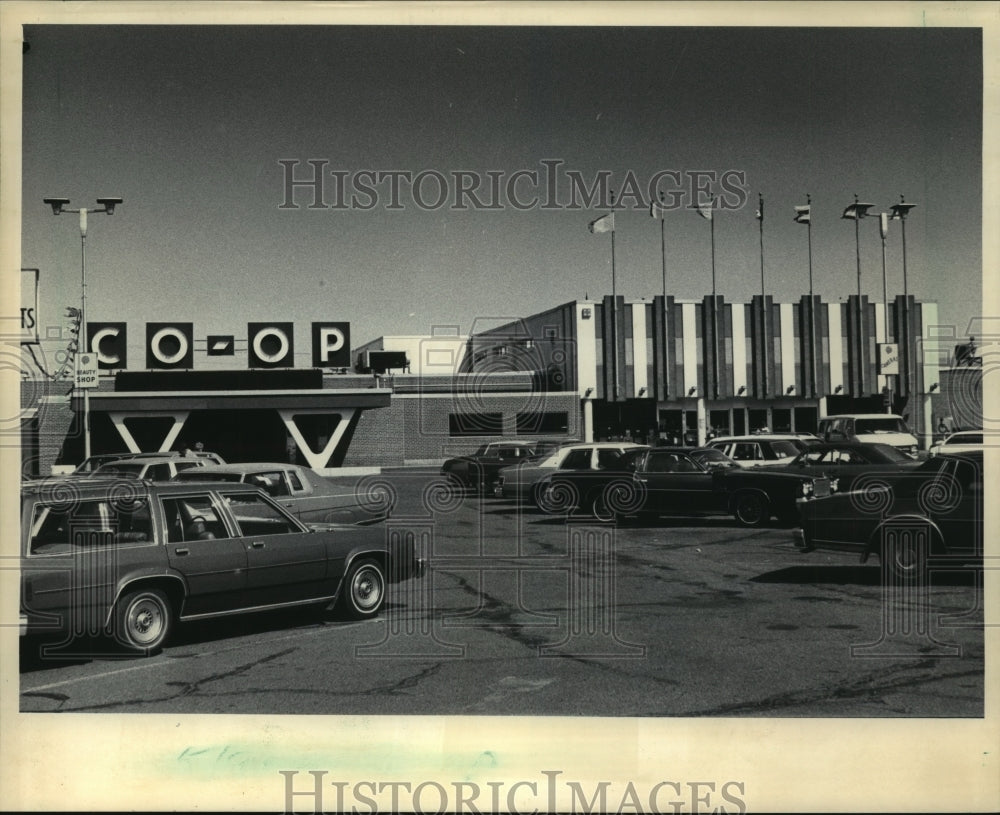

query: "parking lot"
(19, 469), (984, 717)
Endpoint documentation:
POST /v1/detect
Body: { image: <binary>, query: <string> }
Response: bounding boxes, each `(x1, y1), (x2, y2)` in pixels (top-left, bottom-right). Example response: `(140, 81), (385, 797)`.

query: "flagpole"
(806, 194), (816, 398)
(710, 198), (719, 399)
(757, 194), (767, 399)
(710, 202), (717, 297)
(659, 192), (667, 300)
(757, 193), (765, 296)
(611, 192), (619, 401)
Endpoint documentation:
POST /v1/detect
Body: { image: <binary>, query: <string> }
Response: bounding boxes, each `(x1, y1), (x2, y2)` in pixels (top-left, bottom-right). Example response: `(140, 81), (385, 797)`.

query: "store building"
(19, 293), (947, 478)
(465, 293), (942, 447)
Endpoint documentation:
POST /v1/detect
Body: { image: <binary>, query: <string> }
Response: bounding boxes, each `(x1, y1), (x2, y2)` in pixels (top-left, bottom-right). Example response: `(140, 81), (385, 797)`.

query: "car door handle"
(174, 548), (190, 556)
(250, 541), (266, 549)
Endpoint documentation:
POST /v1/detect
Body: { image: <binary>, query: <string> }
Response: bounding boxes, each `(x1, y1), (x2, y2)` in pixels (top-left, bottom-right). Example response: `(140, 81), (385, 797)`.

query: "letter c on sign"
(92, 326), (121, 365)
(253, 327), (290, 364)
(319, 327), (345, 361)
(150, 327), (190, 365)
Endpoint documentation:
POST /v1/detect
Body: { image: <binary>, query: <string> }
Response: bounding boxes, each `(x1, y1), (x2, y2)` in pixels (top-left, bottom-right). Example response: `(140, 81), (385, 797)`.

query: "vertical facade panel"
(780, 302), (795, 395)
(632, 302), (648, 398)
(682, 302), (697, 396)
(576, 303), (598, 397)
(731, 302), (747, 395)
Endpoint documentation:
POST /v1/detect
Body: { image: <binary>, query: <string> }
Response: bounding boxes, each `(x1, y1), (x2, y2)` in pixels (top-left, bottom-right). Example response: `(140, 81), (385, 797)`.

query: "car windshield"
(869, 444), (911, 462)
(690, 448), (736, 468)
(854, 418), (909, 434)
(176, 471), (239, 481)
(948, 433), (982, 445)
(770, 440), (802, 458)
(97, 462), (145, 476)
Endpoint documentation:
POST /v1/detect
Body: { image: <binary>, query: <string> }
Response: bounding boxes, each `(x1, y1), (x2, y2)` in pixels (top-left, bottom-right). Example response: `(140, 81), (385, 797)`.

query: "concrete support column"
(696, 397), (707, 446)
(582, 399), (594, 443)
(922, 394), (934, 451)
(818, 396), (828, 419)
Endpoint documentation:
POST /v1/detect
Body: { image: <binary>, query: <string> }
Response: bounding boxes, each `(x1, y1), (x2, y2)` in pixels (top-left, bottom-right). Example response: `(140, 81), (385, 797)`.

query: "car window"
(174, 461), (203, 473)
(770, 441), (801, 459)
(161, 495), (228, 542)
(248, 471), (290, 497)
(147, 463), (172, 481)
(948, 433), (982, 445)
(732, 443), (760, 461)
(287, 470), (305, 492)
(222, 491), (299, 536)
(855, 417), (909, 434)
(645, 452), (697, 473)
(29, 498), (153, 555)
(596, 449), (625, 469)
(561, 449), (593, 470)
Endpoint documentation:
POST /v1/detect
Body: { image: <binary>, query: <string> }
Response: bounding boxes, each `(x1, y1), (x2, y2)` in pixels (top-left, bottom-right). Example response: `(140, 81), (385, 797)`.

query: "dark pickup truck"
(541, 446), (835, 527)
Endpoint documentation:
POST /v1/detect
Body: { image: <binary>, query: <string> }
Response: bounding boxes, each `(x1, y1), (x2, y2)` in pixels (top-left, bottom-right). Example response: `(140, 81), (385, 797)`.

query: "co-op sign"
(85, 322), (351, 370)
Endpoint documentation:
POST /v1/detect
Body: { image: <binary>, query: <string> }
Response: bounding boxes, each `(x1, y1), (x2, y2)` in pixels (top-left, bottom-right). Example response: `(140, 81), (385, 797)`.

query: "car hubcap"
(129, 600), (162, 644)
(353, 569), (383, 610)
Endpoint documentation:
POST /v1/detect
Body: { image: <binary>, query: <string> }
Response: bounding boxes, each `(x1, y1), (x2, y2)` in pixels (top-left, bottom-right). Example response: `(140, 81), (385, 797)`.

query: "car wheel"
(880, 534), (928, 583)
(112, 587), (173, 653)
(339, 558), (386, 620)
(591, 492), (616, 523)
(733, 491), (769, 527)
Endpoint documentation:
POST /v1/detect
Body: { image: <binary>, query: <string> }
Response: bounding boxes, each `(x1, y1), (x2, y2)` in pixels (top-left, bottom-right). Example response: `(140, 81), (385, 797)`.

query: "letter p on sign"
(312, 322), (351, 368)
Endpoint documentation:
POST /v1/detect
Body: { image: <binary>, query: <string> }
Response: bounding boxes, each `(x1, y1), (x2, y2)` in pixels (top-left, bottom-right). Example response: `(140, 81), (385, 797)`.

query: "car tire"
(112, 587), (173, 654)
(591, 492), (616, 523)
(880, 533), (929, 583)
(733, 491), (769, 528)
(338, 558), (386, 620)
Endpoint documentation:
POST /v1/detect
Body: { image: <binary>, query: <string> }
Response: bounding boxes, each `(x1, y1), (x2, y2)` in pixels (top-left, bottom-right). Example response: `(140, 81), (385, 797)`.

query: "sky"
(16, 18), (987, 369)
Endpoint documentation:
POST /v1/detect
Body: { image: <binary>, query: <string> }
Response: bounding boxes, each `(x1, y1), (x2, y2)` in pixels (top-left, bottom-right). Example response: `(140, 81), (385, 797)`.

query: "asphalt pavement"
(20, 470), (984, 716)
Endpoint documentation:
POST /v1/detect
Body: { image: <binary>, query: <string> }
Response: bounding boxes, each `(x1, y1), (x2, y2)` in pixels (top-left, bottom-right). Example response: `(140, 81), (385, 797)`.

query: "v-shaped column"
(107, 411), (191, 453)
(277, 408), (357, 470)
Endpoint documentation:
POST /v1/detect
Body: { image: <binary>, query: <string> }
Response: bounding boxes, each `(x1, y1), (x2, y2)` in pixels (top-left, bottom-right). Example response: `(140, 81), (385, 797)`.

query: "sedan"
(929, 430), (984, 457)
(794, 451), (983, 581)
(441, 440), (563, 494)
(172, 462), (389, 525)
(20, 479), (420, 654)
(494, 442), (646, 504)
(706, 435), (809, 467)
(774, 442), (922, 491)
(94, 456), (208, 482)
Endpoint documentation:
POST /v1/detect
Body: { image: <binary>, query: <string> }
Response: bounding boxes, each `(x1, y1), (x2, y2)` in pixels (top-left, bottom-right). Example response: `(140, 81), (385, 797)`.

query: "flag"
(695, 198), (714, 221)
(650, 200), (665, 219)
(793, 204), (811, 224)
(755, 196), (764, 222)
(879, 212), (889, 239)
(588, 212), (614, 233)
(841, 201), (875, 220)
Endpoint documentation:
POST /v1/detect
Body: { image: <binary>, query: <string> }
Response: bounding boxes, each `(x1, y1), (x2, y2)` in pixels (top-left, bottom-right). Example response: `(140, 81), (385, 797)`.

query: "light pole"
(842, 195), (875, 399)
(889, 195), (918, 427)
(43, 196), (123, 461)
(889, 195), (917, 297)
(878, 211), (893, 413)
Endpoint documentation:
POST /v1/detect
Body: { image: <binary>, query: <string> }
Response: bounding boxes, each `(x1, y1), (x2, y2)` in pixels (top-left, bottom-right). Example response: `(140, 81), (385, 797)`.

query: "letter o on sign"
(151, 327), (190, 365)
(249, 322), (294, 368)
(145, 323), (192, 369)
(253, 328), (290, 363)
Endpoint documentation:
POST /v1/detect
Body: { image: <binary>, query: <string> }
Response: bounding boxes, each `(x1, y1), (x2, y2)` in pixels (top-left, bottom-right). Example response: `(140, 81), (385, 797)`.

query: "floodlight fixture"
(43, 197), (71, 215)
